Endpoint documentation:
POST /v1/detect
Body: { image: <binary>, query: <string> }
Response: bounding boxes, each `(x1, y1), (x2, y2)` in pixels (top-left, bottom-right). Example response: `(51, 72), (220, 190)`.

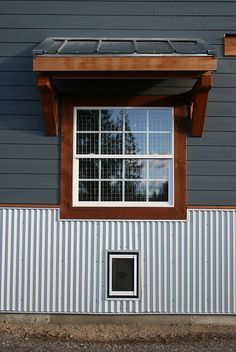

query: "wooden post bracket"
(190, 74), (213, 137)
(37, 75), (58, 136)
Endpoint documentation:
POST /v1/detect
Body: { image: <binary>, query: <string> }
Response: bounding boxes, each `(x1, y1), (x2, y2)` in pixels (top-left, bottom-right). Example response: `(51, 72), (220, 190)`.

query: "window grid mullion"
(122, 159), (125, 202)
(99, 110), (101, 155)
(75, 154), (172, 159)
(98, 159), (101, 202)
(99, 111), (101, 201)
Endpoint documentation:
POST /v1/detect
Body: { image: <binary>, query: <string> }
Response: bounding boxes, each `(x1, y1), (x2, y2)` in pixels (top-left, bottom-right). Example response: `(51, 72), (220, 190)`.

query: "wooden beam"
(224, 35), (236, 56)
(37, 75), (58, 136)
(190, 74), (213, 137)
(33, 55), (217, 72)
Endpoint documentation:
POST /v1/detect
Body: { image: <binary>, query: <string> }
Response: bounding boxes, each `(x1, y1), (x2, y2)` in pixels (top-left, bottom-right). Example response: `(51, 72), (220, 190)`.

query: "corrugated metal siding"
(0, 207), (236, 314)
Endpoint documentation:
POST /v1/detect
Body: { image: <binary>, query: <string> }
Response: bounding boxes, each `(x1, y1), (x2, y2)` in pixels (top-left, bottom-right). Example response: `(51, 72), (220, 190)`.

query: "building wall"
(0, 207), (236, 314)
(0, 1), (236, 205)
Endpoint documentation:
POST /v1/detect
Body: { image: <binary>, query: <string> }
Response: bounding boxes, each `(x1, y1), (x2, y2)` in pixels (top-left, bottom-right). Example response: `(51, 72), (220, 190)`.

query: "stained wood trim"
(224, 35), (236, 56)
(33, 56), (217, 72)
(37, 75), (58, 136)
(60, 95), (187, 220)
(190, 74), (213, 137)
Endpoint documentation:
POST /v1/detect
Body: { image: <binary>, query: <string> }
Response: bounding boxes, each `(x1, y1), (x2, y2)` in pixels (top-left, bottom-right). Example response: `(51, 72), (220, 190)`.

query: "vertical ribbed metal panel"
(0, 208), (236, 314)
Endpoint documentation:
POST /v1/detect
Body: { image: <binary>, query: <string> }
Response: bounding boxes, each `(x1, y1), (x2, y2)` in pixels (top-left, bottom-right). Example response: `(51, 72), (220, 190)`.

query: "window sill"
(60, 205), (186, 220)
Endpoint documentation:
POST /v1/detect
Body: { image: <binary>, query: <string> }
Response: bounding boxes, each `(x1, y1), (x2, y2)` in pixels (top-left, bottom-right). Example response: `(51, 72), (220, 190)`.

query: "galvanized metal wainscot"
(0, 207), (235, 314)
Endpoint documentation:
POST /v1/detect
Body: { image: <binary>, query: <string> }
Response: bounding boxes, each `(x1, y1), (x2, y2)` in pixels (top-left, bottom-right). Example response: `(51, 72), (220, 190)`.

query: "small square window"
(107, 252), (139, 299)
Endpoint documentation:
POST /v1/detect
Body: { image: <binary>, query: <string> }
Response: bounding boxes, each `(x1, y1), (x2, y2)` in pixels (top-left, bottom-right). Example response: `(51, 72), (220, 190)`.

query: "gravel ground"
(0, 322), (236, 351)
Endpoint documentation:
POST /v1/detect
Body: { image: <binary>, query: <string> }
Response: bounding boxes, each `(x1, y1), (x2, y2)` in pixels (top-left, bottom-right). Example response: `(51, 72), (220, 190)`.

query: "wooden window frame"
(60, 95), (187, 220)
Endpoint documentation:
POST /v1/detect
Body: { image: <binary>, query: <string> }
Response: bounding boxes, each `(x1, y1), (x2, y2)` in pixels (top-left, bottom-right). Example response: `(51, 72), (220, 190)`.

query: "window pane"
(125, 109), (146, 131)
(79, 159), (99, 179)
(101, 181), (122, 201)
(112, 258), (134, 291)
(101, 110), (123, 131)
(101, 159), (123, 179)
(74, 107), (174, 206)
(149, 160), (169, 179)
(125, 133), (146, 154)
(77, 110), (99, 131)
(79, 181), (99, 201)
(148, 181), (168, 202)
(125, 181), (146, 201)
(101, 133), (123, 154)
(77, 133), (99, 154)
(149, 133), (172, 154)
(125, 159), (147, 179)
(149, 109), (172, 131)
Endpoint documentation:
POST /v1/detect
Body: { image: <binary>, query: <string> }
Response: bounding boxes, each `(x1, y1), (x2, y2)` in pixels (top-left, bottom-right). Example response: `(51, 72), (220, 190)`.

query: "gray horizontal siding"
(0, 57), (32, 71)
(0, 145), (60, 159)
(0, 86), (40, 100)
(187, 132), (236, 146)
(0, 174), (59, 189)
(1, 15), (236, 31)
(0, 101), (41, 114)
(0, 29), (228, 44)
(188, 176), (236, 190)
(206, 103), (236, 117)
(204, 117), (236, 131)
(188, 146), (236, 161)
(188, 161), (236, 175)
(0, 190), (59, 203)
(0, 116), (44, 130)
(0, 1), (236, 205)
(0, 2), (157, 16)
(0, 72), (36, 85)
(1, 1), (236, 16)
(0, 159), (60, 174)
(188, 191), (236, 206)
(0, 130), (59, 144)
(213, 74), (236, 88)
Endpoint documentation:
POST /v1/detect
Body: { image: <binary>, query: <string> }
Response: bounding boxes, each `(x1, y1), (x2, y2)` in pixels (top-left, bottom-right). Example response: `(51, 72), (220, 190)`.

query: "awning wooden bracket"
(189, 74), (213, 137)
(37, 75), (58, 136)
(36, 72), (213, 138)
(33, 37), (217, 137)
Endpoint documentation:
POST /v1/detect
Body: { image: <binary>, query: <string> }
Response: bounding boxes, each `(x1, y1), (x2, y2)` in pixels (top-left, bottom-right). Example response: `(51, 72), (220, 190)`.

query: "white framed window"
(72, 107), (174, 207)
(107, 252), (139, 299)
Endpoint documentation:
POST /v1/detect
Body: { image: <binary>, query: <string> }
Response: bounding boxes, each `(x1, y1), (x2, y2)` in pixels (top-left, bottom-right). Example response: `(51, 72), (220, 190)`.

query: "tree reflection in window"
(76, 108), (171, 203)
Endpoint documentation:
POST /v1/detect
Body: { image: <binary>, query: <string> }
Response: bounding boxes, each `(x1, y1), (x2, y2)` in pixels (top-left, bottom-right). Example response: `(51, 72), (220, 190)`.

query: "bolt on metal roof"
(33, 38), (217, 56)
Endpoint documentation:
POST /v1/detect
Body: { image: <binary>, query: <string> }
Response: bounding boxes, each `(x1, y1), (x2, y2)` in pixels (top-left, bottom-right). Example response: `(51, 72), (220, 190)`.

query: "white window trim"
(107, 252), (139, 299)
(72, 107), (174, 207)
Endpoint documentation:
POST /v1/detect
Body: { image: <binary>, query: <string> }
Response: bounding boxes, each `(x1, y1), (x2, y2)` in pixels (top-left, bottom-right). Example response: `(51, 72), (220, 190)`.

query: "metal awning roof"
(33, 37), (217, 56)
(33, 37), (217, 138)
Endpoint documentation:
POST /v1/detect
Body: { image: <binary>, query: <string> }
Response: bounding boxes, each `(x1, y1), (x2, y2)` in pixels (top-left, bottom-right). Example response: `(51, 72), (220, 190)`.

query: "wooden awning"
(33, 38), (217, 137)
